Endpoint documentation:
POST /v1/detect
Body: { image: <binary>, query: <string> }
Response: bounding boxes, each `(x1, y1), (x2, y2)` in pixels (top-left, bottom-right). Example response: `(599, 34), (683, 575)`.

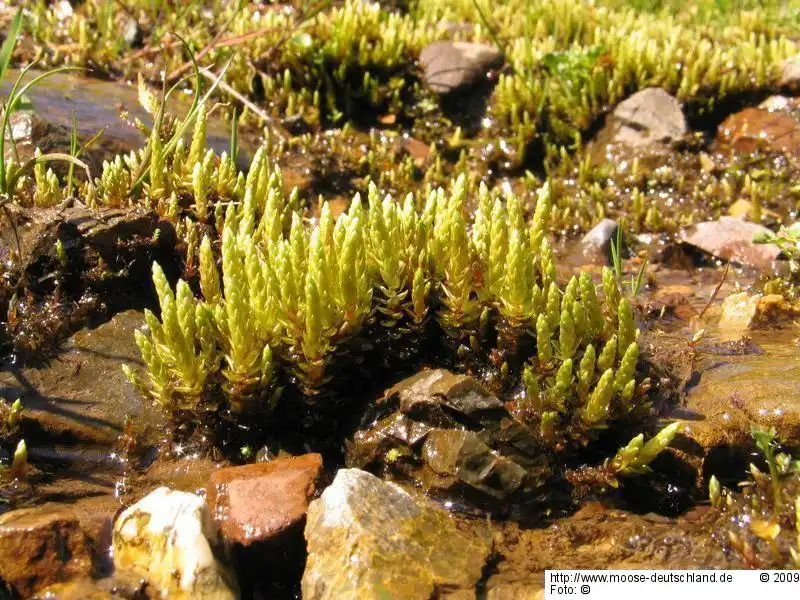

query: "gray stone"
(779, 54), (800, 90)
(602, 88), (688, 149)
(419, 41), (503, 93)
(302, 468), (491, 600)
(680, 216), (782, 270)
(578, 218), (619, 264)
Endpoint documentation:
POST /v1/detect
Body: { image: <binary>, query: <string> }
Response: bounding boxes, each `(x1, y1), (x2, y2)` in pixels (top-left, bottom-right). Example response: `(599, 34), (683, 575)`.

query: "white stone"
(113, 487), (237, 600)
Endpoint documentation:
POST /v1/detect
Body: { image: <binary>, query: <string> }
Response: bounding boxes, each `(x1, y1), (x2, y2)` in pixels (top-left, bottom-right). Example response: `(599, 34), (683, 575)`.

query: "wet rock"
(419, 41), (503, 93)
(576, 218), (618, 264)
(715, 97), (800, 157)
(718, 292), (795, 337)
(31, 580), (117, 600)
(208, 453), (323, 547)
(31, 574), (149, 600)
(302, 468), (491, 600)
(0, 496), (119, 597)
(348, 369), (550, 504)
(112, 487), (238, 600)
(680, 216), (782, 269)
(59, 202), (159, 255)
(0, 310), (162, 448)
(597, 88), (688, 150)
(780, 55), (800, 91)
(641, 292), (697, 323)
(140, 457), (223, 497)
(669, 327), (800, 463)
(1, 70), (258, 173)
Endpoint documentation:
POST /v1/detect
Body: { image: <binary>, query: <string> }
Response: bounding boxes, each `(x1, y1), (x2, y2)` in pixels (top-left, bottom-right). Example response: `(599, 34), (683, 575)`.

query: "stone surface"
(348, 369), (549, 504)
(0, 310), (162, 448)
(715, 96), (800, 157)
(1, 69), (257, 172)
(112, 487), (238, 600)
(779, 55), (800, 91)
(419, 41), (503, 93)
(0, 496), (119, 597)
(31, 581), (116, 599)
(208, 453), (323, 546)
(597, 88), (688, 150)
(680, 216), (782, 270)
(140, 457), (224, 497)
(669, 327), (800, 458)
(718, 292), (794, 337)
(302, 468), (491, 600)
(576, 218), (618, 264)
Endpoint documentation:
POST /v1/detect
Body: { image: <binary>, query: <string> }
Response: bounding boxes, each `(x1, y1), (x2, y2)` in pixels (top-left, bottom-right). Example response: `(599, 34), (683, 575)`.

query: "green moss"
(20, 0), (797, 147)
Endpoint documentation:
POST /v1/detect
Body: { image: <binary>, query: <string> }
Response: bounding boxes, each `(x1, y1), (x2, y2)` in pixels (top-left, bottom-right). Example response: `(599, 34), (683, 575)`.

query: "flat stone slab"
(0, 310), (162, 448)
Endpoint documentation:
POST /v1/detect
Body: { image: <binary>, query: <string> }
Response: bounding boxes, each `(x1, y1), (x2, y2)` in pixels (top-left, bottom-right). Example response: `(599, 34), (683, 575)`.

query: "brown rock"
(715, 96), (800, 157)
(484, 503), (739, 597)
(208, 453), (323, 546)
(400, 136), (431, 167)
(0, 496), (119, 597)
(644, 292), (697, 322)
(31, 580), (114, 600)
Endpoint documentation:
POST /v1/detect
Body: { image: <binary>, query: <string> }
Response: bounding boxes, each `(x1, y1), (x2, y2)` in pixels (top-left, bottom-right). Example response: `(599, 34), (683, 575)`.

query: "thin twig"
(198, 68), (289, 140)
(698, 262), (730, 318)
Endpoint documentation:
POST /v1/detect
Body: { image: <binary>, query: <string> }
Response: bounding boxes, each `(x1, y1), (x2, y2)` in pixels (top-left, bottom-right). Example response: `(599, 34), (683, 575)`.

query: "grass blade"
(0, 10), (22, 86)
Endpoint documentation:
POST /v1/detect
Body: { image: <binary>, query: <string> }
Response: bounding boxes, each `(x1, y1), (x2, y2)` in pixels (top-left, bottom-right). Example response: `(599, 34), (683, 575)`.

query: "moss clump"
(117, 137), (671, 459)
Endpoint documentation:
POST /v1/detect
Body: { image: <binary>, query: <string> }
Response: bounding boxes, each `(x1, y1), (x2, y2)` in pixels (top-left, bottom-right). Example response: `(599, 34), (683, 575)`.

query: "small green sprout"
(10, 439), (27, 478)
(610, 422), (681, 476)
(709, 475), (721, 507)
(55, 239), (68, 269)
(752, 425), (783, 508)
